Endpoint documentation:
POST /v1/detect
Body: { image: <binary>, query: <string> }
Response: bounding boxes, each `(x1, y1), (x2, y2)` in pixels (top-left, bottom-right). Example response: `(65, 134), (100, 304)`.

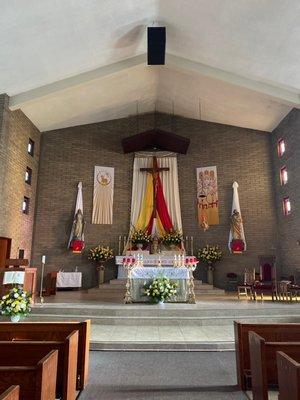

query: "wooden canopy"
(122, 129), (190, 154)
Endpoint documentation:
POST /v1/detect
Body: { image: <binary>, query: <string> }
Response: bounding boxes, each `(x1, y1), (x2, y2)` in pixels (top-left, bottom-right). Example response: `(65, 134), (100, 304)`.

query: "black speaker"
(147, 27), (166, 65)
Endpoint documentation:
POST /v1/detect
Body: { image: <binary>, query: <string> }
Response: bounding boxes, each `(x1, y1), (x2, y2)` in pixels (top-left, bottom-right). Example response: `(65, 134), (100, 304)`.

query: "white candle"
(42, 255), (46, 264)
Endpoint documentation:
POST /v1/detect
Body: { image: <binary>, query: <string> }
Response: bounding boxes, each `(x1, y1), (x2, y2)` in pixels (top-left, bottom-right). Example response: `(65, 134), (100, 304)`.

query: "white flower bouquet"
(0, 287), (31, 317)
(143, 276), (178, 303)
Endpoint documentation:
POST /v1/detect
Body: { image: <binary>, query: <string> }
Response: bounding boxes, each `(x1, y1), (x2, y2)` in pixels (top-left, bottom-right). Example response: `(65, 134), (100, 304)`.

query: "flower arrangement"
(89, 245), (114, 262)
(197, 244), (222, 266)
(161, 230), (183, 246)
(130, 228), (152, 245)
(143, 276), (178, 303)
(1, 287), (31, 319)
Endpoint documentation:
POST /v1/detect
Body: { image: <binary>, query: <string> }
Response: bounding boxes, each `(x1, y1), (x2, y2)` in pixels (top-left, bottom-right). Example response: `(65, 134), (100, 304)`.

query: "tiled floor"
(91, 324), (234, 343)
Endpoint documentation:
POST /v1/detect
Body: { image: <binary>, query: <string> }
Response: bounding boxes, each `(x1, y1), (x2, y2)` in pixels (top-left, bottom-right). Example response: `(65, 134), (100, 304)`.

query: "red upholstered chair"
(253, 256), (278, 301)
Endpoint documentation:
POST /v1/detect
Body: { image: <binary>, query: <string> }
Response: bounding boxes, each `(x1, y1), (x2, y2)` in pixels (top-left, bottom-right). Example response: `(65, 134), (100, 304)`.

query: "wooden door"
(0, 237), (12, 268)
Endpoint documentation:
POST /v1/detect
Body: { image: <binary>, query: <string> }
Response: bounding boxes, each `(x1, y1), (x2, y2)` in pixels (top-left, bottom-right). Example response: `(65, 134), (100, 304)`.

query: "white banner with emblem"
(92, 166), (114, 224)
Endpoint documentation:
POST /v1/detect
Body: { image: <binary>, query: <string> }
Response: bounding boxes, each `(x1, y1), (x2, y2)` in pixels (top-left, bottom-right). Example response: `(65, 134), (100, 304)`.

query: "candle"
(42, 255), (46, 264)
(118, 236), (121, 255)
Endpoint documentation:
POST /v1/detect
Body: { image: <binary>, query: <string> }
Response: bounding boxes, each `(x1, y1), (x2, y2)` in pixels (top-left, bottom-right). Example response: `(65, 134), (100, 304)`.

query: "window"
(282, 196), (291, 215)
(22, 197), (30, 214)
(277, 138), (285, 157)
(25, 167), (32, 185)
(28, 138), (34, 156)
(280, 166), (288, 185)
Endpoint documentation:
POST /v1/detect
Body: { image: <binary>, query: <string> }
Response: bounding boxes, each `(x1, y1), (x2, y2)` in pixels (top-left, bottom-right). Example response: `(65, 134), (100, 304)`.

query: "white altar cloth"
(131, 267), (189, 280)
(56, 272), (82, 288)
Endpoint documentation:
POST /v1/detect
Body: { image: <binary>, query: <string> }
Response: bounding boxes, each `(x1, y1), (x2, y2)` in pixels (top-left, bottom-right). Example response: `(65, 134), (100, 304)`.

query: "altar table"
(125, 267), (195, 303)
(56, 272), (82, 289)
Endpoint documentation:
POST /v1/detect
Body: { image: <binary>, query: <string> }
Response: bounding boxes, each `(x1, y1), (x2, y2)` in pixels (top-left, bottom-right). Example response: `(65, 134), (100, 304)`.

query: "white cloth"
(3, 271), (25, 285)
(228, 181), (247, 252)
(68, 182), (84, 248)
(56, 272), (82, 288)
(116, 255), (184, 266)
(131, 267), (189, 280)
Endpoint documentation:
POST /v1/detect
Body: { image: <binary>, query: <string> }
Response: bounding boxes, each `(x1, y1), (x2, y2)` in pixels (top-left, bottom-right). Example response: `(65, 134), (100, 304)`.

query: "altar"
(116, 253), (197, 304)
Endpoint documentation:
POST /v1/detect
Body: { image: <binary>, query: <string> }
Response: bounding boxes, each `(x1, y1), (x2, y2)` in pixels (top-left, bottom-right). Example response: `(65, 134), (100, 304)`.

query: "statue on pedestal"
(72, 209), (86, 240)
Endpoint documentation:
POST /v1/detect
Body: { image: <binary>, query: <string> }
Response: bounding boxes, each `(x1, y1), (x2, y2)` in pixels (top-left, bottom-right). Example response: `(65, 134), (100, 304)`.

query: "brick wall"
(32, 113), (278, 288)
(0, 93), (41, 260)
(271, 108), (300, 278)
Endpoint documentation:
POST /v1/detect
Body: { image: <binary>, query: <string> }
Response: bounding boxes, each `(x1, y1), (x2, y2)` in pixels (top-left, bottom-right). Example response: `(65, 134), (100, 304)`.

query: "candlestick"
(118, 236), (121, 255)
(39, 255), (46, 305)
(184, 236), (188, 254)
(191, 236), (194, 256)
(123, 236), (127, 253)
(42, 255), (46, 264)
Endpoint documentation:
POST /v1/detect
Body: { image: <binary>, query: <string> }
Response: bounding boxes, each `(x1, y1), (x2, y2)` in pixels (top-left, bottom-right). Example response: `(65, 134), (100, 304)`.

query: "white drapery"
(128, 154), (183, 238)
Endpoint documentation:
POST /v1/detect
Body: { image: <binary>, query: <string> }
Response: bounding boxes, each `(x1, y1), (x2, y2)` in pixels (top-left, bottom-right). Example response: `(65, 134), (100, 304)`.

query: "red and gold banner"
(197, 166), (219, 226)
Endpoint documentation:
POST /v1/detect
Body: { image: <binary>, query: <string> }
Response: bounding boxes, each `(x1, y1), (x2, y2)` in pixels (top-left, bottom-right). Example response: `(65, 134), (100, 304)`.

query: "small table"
(56, 272), (82, 289)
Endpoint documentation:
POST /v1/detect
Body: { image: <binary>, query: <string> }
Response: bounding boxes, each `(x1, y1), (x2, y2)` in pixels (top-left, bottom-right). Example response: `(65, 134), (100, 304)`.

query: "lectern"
(0, 259), (37, 302)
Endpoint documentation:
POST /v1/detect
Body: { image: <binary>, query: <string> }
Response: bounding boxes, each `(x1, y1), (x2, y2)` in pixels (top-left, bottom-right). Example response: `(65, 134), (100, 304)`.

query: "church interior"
(0, 1), (300, 399)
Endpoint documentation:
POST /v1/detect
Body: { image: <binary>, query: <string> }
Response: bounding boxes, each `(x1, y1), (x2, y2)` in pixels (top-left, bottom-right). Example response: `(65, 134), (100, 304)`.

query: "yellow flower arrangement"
(198, 244), (222, 265)
(0, 287), (31, 317)
(89, 245), (114, 262)
(161, 230), (183, 246)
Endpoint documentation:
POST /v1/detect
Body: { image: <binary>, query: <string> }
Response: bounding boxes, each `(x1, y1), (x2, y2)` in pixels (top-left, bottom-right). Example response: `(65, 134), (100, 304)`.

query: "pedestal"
(97, 265), (105, 287)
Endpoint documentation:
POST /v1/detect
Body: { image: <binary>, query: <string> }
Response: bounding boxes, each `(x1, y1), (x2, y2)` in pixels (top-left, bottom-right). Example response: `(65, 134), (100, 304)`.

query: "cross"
(140, 156), (169, 218)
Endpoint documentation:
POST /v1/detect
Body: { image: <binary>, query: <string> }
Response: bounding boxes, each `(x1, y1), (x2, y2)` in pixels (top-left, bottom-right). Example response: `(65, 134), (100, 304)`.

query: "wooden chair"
(0, 331), (78, 400)
(0, 350), (57, 400)
(0, 386), (19, 400)
(252, 256), (277, 300)
(238, 268), (255, 299)
(44, 272), (57, 296)
(249, 331), (300, 400)
(234, 321), (300, 390)
(0, 320), (90, 390)
(277, 351), (300, 400)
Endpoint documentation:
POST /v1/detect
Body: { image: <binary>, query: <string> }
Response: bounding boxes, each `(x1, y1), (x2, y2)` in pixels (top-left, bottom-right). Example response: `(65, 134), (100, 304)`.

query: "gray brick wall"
(271, 108), (300, 279)
(32, 113), (279, 288)
(0, 93), (41, 260)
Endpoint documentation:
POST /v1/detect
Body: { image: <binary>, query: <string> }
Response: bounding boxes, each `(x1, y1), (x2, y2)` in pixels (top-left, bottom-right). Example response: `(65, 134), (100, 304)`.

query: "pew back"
(249, 331), (300, 400)
(0, 386), (19, 400)
(277, 351), (300, 400)
(234, 321), (300, 389)
(0, 331), (78, 400)
(0, 320), (90, 390)
(0, 350), (57, 400)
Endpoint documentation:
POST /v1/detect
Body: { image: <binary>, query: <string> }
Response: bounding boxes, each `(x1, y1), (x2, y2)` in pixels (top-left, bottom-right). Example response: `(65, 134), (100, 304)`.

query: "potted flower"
(130, 228), (152, 250)
(143, 276), (178, 304)
(161, 230), (183, 250)
(89, 245), (114, 286)
(197, 244), (222, 285)
(1, 287), (31, 322)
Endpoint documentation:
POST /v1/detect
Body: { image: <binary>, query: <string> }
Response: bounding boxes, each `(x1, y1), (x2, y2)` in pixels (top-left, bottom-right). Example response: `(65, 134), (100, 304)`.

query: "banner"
(197, 166), (219, 226)
(92, 166), (114, 224)
(228, 181), (246, 253)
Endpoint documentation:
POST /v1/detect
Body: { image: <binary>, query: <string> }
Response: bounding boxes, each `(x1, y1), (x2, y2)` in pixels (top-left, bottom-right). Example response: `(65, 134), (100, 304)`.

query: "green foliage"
(143, 276), (178, 303)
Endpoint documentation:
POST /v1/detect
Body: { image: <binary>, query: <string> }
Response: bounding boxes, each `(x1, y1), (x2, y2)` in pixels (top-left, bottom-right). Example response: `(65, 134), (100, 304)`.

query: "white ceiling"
(1, 0), (300, 132)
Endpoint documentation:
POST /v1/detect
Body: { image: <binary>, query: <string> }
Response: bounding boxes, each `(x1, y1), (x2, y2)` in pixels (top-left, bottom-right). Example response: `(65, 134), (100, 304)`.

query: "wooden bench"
(0, 386), (20, 400)
(234, 321), (300, 390)
(249, 331), (300, 400)
(277, 351), (300, 400)
(0, 320), (90, 390)
(0, 350), (57, 400)
(0, 331), (78, 400)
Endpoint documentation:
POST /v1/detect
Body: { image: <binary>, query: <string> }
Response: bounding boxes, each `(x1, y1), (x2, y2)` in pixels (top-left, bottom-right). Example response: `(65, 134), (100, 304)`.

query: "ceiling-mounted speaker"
(147, 26), (166, 65)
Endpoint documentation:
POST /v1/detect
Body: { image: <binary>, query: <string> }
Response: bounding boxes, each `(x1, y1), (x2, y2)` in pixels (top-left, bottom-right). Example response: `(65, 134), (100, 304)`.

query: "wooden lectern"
(0, 259), (37, 302)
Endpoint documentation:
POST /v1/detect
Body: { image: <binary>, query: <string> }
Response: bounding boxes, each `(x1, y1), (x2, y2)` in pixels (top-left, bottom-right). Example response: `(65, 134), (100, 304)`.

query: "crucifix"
(140, 156), (169, 218)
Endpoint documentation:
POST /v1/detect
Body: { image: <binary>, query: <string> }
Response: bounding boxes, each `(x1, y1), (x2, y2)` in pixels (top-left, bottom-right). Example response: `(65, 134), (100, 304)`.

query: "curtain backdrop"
(126, 155), (183, 252)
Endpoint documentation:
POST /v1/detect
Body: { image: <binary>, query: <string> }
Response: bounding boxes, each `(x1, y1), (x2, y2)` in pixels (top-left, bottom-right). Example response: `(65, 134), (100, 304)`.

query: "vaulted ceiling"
(1, 0), (299, 132)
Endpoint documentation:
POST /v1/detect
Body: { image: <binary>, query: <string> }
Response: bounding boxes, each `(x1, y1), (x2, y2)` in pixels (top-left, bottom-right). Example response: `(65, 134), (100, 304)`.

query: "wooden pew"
(0, 386), (19, 400)
(277, 351), (300, 400)
(0, 320), (90, 390)
(0, 331), (78, 400)
(0, 350), (57, 400)
(234, 321), (300, 390)
(249, 331), (300, 400)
